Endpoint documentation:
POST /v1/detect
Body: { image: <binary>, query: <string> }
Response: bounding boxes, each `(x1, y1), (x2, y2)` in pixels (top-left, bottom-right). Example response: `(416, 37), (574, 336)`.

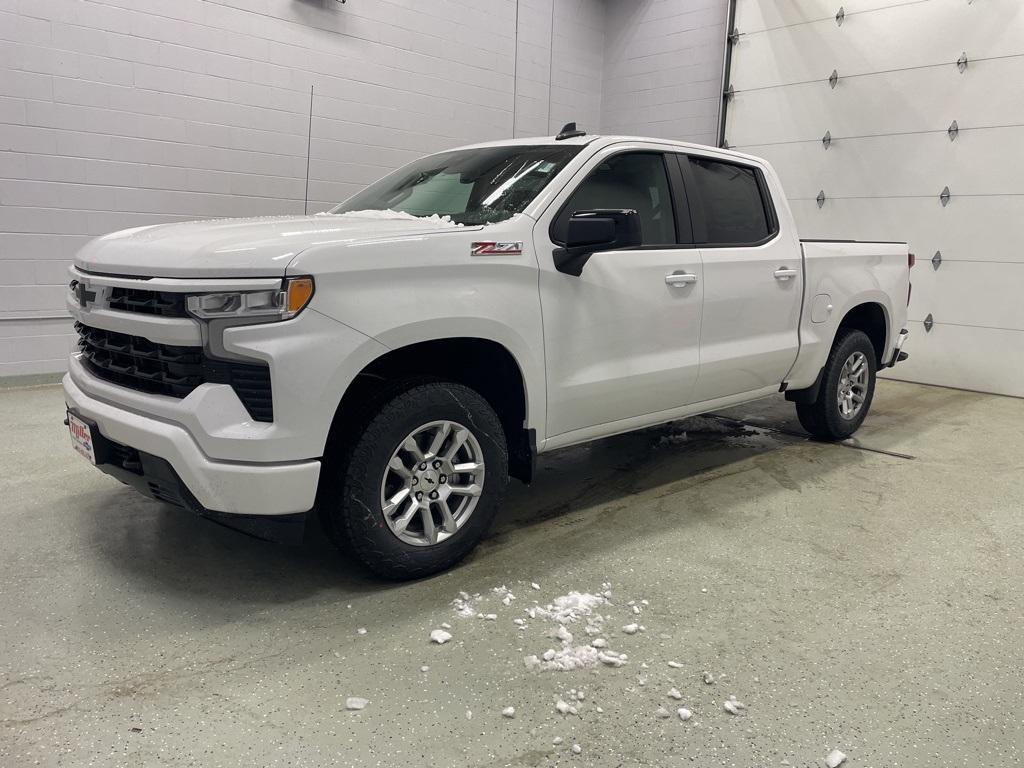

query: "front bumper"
(63, 371), (321, 519)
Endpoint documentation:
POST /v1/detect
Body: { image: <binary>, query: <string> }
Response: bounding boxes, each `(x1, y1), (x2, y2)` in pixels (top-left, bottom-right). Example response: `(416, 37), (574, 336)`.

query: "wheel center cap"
(419, 469), (439, 489)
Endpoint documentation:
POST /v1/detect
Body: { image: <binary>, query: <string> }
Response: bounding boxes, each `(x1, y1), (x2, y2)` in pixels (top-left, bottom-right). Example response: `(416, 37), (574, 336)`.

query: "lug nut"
(439, 474), (447, 484)
(432, 460), (442, 469)
(411, 477), (419, 485)
(419, 463), (427, 471)
(429, 491), (439, 500)
(415, 491), (423, 500)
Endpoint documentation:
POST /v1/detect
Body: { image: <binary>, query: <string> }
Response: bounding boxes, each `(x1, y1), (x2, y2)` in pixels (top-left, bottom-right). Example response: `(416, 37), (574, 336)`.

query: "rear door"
(536, 147), (703, 442)
(677, 154), (802, 402)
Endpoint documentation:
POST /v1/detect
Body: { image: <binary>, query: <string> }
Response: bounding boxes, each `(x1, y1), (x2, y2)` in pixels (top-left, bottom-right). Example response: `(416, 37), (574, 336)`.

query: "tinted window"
(687, 158), (771, 244)
(332, 145), (582, 226)
(552, 153), (676, 245)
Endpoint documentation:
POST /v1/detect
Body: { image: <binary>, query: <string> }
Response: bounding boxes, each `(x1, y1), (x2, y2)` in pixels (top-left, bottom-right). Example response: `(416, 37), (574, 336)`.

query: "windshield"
(329, 144), (583, 226)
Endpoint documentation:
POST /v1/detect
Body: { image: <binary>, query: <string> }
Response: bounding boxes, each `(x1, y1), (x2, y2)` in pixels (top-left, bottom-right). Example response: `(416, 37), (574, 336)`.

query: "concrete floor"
(1, 379), (1022, 767)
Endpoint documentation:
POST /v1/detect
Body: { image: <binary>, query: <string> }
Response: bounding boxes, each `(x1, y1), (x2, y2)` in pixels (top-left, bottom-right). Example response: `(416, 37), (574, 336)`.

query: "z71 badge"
(471, 241), (523, 256)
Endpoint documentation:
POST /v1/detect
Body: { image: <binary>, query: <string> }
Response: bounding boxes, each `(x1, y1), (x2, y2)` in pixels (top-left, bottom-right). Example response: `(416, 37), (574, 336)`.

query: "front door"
(536, 148), (704, 441)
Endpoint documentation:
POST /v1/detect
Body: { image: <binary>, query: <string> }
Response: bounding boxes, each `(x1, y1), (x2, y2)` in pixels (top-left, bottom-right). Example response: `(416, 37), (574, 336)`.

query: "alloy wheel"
(379, 420), (485, 547)
(837, 351), (868, 419)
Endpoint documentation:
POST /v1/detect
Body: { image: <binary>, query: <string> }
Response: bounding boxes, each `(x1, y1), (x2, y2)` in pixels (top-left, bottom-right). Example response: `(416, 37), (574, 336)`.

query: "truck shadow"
(80, 384), (949, 616)
(80, 402), (793, 604)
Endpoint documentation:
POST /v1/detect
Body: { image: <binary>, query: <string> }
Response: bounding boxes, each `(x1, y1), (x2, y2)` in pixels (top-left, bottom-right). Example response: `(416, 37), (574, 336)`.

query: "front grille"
(76, 322), (273, 421)
(107, 287), (190, 317)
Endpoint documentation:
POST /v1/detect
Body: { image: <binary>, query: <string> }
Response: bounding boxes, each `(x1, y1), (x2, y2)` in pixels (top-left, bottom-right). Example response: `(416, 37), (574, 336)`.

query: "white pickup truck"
(64, 126), (911, 578)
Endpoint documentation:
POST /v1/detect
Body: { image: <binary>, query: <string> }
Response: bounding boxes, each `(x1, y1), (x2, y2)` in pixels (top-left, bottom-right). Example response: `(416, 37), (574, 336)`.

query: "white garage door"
(723, 0), (1024, 397)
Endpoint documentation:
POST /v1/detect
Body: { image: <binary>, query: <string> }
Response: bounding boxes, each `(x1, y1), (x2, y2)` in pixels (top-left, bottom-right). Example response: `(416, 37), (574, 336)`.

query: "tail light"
(907, 252), (914, 305)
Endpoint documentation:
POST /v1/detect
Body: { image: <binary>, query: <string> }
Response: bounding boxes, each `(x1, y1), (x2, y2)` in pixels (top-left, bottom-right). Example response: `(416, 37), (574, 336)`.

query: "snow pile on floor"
(523, 585), (636, 672)
(555, 698), (578, 715)
(493, 585), (516, 606)
(723, 695), (746, 715)
(329, 209), (464, 227)
(345, 697), (369, 710)
(451, 591), (482, 617)
(429, 629), (452, 644)
(825, 749), (847, 768)
(530, 587), (610, 624)
(526, 644), (600, 672)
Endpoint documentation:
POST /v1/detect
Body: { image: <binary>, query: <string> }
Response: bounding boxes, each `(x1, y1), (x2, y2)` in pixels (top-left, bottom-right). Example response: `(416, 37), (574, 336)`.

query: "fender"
(368, 318), (545, 438)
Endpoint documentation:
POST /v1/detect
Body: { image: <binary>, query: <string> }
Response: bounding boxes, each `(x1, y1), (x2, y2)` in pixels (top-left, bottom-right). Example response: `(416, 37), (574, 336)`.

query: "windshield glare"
(330, 145), (583, 226)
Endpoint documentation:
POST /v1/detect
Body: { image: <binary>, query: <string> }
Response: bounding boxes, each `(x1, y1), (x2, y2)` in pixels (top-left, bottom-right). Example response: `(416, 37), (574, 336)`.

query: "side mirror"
(553, 209), (643, 276)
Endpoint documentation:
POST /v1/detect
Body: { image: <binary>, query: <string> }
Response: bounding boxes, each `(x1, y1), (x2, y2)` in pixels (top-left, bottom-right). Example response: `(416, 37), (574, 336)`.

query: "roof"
(451, 133), (763, 164)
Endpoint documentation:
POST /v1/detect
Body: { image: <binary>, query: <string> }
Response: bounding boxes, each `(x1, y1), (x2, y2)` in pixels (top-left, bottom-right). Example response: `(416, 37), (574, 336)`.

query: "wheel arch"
(836, 300), (889, 366)
(786, 297), (890, 404)
(326, 333), (538, 483)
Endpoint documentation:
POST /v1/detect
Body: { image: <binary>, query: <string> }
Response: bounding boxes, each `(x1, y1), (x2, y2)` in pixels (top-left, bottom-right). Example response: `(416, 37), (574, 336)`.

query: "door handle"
(665, 272), (698, 286)
(773, 267), (798, 281)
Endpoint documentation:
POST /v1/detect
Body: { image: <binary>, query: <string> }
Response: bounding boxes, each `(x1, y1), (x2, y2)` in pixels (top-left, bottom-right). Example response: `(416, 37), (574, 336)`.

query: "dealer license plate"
(68, 411), (97, 464)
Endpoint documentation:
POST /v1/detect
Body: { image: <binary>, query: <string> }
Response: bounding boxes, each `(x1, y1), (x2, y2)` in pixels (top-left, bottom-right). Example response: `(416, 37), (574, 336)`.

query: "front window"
(330, 145), (583, 226)
(551, 152), (677, 246)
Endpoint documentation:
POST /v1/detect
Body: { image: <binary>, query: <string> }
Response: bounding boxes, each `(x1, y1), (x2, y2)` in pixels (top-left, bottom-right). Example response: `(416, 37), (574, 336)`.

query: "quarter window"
(686, 158), (772, 245)
(552, 152), (676, 246)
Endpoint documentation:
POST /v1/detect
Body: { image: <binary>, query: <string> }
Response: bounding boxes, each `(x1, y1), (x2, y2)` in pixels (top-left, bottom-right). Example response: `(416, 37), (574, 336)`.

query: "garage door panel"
(907, 262), (1024, 332)
(883, 323), (1024, 398)
(789, 197), (1024, 266)
(734, 0), (1024, 91)
(753, 128), (1024, 198)
(727, 56), (1024, 148)
(732, 0), (1023, 397)
(735, 0), (924, 34)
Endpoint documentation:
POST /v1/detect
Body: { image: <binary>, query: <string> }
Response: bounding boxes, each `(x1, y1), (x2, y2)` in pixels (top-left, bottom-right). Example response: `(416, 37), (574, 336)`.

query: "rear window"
(687, 158), (772, 245)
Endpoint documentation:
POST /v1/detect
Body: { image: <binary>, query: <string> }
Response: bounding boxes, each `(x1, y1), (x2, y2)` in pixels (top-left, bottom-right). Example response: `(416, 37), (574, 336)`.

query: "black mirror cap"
(565, 213), (616, 248)
(553, 209), (642, 276)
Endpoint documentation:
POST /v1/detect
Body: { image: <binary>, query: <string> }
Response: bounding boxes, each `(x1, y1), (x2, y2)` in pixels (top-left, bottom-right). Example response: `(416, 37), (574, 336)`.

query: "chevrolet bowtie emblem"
(74, 281), (96, 308)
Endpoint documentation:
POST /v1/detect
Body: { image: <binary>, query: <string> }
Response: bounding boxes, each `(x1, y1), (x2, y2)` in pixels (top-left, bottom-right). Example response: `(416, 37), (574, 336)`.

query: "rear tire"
(322, 381), (508, 580)
(796, 329), (876, 441)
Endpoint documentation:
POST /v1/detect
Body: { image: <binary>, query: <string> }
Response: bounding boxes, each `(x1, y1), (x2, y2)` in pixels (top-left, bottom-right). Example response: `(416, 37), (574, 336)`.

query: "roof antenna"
(556, 122), (586, 140)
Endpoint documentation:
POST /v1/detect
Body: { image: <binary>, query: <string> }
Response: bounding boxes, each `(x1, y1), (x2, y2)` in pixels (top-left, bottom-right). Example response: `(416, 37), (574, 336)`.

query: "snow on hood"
(320, 209), (465, 228)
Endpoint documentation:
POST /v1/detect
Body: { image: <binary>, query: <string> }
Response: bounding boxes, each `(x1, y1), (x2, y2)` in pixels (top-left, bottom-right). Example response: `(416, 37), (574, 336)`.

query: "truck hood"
(74, 214), (473, 278)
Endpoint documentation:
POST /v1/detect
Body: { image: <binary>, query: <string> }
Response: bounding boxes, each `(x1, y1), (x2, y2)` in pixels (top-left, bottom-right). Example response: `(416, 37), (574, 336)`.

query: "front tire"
(325, 382), (509, 580)
(796, 329), (877, 441)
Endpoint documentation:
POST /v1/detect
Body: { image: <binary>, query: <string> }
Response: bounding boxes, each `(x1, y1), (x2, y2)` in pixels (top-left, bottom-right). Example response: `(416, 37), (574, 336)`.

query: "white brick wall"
(1, 0), (727, 376)
(602, 0), (727, 145)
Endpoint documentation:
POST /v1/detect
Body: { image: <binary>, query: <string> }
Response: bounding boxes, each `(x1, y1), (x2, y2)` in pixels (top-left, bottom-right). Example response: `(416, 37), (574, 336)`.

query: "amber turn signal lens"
(285, 277), (314, 315)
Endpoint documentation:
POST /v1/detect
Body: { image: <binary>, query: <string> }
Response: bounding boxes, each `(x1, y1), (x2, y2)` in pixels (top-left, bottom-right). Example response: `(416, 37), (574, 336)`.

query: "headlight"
(186, 277), (314, 322)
